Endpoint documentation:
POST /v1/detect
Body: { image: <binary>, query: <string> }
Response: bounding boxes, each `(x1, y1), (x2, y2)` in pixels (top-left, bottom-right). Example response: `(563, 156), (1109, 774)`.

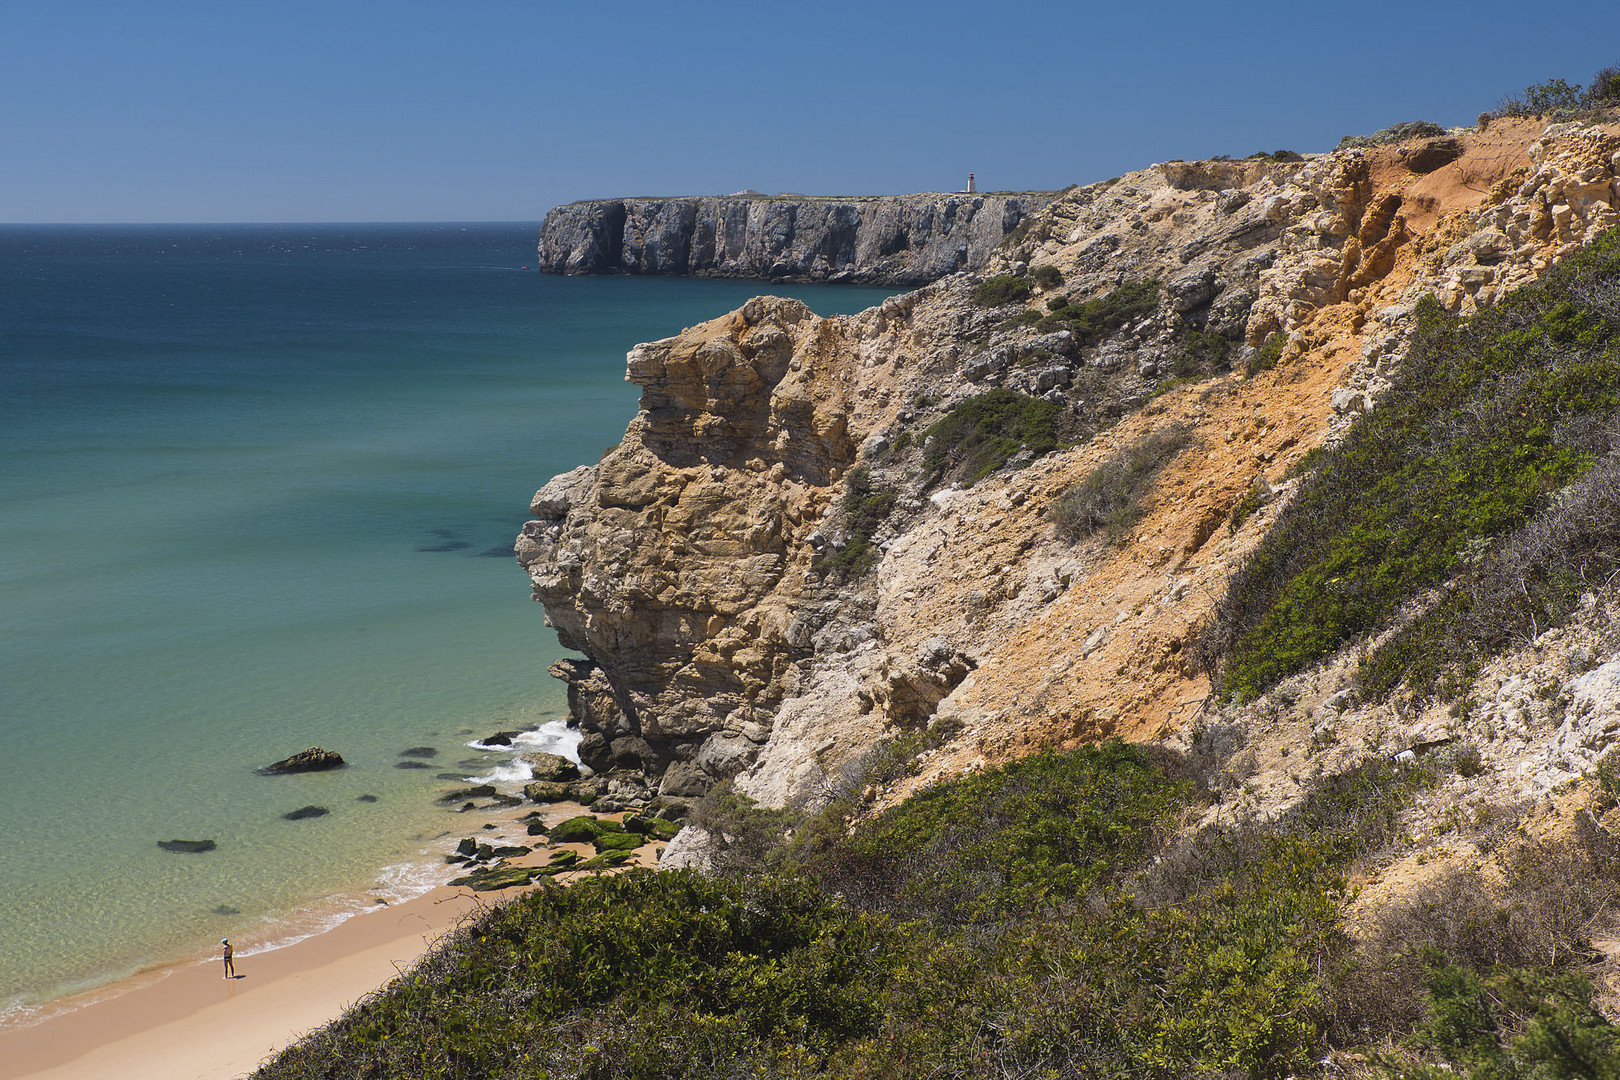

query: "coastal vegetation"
(921, 388), (1062, 486)
(254, 732), (1620, 1079)
(1049, 424), (1194, 542)
(815, 466), (899, 577)
(1200, 229), (1620, 704)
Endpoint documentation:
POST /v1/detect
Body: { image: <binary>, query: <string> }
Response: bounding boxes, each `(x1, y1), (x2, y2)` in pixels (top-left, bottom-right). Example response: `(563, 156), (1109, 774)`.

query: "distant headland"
(536, 190), (1062, 285)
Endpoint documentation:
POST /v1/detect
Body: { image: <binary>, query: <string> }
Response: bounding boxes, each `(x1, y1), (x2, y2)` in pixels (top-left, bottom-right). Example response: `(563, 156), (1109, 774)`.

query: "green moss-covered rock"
(578, 850), (635, 871)
(448, 865), (540, 891)
(593, 831), (643, 853)
(549, 815), (602, 844)
(624, 814), (681, 841)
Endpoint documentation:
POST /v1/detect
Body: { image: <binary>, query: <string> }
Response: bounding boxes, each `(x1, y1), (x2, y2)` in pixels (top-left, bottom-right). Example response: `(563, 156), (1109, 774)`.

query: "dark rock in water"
(488, 793), (524, 808)
(159, 839), (216, 854)
(526, 818), (551, 837)
(394, 760), (432, 770)
(416, 540), (472, 553)
(282, 805), (330, 821)
(481, 822), (498, 830)
(436, 772), (465, 781)
(399, 746), (438, 758)
(356, 794), (379, 802)
(437, 784), (496, 803)
(258, 747), (345, 775)
(478, 544), (517, 558)
(479, 730), (520, 747)
(455, 838), (479, 858)
(211, 904), (240, 915)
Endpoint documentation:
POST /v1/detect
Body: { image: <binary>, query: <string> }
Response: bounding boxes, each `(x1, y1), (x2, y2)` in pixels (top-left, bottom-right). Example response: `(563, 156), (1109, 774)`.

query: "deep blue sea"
(0, 222), (895, 1018)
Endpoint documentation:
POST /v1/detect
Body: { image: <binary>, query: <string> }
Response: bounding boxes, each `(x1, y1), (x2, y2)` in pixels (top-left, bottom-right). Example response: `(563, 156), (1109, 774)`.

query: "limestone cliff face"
(536, 193), (1059, 285)
(518, 119), (1620, 830)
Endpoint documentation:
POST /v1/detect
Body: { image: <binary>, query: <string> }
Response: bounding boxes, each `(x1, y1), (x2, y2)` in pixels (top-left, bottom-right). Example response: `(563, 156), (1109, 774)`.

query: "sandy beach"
(0, 803), (622, 1080)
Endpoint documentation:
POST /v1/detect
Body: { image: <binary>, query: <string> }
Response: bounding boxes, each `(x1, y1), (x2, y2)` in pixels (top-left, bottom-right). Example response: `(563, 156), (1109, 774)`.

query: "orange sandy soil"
(0, 803), (657, 1080)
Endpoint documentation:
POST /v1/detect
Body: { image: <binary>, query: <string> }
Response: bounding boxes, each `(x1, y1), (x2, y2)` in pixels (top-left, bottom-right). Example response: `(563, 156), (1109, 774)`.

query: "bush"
(1247, 149), (1304, 162)
(1499, 77), (1583, 117)
(1049, 424), (1194, 541)
(972, 274), (1032, 306)
(1244, 331), (1285, 376)
(1585, 65), (1620, 107)
(1036, 278), (1160, 344)
(1200, 230), (1620, 703)
(814, 466), (898, 577)
(1336, 121), (1446, 150)
(922, 388), (1062, 486)
(1031, 263), (1064, 289)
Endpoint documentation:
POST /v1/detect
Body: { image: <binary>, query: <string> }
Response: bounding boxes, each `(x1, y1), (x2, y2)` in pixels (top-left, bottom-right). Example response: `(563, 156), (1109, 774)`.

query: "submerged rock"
(258, 747), (345, 775)
(282, 805), (330, 821)
(158, 839), (216, 853)
(436, 784), (497, 804)
(399, 746), (437, 758)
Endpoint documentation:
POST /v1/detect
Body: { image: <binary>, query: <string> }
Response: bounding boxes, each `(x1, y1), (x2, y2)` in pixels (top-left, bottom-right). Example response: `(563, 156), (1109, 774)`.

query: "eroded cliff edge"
(536, 192), (1059, 284)
(517, 119), (1620, 859)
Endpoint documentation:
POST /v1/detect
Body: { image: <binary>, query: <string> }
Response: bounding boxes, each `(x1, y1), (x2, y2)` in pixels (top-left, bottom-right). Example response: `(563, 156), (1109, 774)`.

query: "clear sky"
(4, 0), (1619, 223)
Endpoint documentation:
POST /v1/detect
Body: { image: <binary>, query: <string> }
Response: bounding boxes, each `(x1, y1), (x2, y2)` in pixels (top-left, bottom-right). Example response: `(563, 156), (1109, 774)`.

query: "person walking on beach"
(222, 938), (235, 979)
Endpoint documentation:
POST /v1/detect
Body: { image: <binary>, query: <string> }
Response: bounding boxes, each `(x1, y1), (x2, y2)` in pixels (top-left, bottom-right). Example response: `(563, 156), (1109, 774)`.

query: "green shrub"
(972, 274), (1032, 306)
(1174, 326), (1237, 377)
(1247, 149), (1304, 162)
(1201, 230), (1620, 703)
(1500, 77), (1582, 117)
(1031, 263), (1064, 289)
(1336, 121), (1446, 150)
(1049, 424), (1194, 541)
(814, 466), (898, 577)
(1586, 65), (1620, 106)
(1245, 331), (1285, 376)
(922, 388), (1062, 486)
(1036, 278), (1160, 344)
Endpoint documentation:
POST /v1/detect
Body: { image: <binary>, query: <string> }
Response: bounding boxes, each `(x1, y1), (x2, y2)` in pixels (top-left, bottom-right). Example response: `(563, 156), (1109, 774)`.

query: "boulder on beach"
(282, 805), (330, 821)
(524, 780), (572, 804)
(158, 839), (216, 853)
(258, 747), (345, 775)
(522, 752), (581, 783)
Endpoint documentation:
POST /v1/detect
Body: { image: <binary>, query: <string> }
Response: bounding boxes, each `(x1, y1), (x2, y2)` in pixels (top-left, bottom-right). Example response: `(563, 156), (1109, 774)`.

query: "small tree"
(1584, 65), (1620, 106)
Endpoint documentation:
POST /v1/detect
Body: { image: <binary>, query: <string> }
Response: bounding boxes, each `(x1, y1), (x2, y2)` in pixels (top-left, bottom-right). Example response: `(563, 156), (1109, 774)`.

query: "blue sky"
(4, 0), (1619, 223)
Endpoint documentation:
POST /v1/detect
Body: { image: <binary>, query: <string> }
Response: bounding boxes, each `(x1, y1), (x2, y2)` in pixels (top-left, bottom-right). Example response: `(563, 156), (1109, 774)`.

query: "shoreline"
(1, 799), (606, 1080)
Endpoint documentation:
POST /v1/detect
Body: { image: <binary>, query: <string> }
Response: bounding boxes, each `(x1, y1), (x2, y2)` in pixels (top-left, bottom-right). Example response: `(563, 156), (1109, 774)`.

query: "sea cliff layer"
(535, 192), (1059, 284)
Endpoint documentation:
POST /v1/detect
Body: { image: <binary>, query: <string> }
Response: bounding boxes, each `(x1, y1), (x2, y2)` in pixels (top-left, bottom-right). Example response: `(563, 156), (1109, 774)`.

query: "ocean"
(0, 222), (895, 1020)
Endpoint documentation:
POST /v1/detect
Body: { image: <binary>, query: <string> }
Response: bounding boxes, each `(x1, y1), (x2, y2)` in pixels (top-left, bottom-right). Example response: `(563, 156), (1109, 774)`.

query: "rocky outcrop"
(258, 747), (345, 774)
(519, 119), (1620, 825)
(537, 192), (1060, 285)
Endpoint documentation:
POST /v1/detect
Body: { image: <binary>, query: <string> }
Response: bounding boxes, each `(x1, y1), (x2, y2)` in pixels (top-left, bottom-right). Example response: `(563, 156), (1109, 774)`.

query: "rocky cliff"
(517, 118), (1620, 884)
(535, 192), (1059, 284)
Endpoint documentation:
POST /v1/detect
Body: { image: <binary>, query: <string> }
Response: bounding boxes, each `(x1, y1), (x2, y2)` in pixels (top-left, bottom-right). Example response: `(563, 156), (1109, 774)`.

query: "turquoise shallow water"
(0, 223), (895, 1016)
